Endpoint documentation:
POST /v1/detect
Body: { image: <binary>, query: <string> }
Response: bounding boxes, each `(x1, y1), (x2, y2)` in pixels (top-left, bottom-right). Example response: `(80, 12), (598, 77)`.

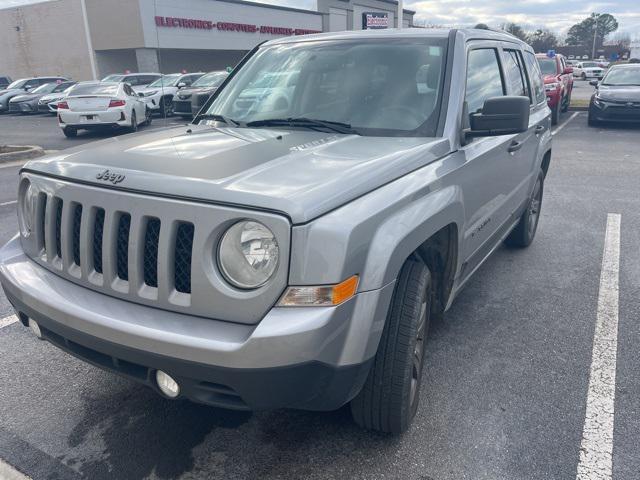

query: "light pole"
(591, 13), (600, 60)
(398, 0), (404, 29)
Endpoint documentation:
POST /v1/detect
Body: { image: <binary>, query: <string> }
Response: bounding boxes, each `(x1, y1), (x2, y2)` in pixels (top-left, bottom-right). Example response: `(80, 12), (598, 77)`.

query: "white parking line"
(0, 160), (26, 169)
(576, 213), (621, 480)
(0, 458), (31, 480)
(552, 112), (580, 136)
(0, 314), (18, 329)
(0, 200), (17, 207)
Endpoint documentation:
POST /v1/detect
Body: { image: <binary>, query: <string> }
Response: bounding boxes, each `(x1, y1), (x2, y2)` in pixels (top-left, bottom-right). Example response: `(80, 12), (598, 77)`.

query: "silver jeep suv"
(0, 29), (551, 434)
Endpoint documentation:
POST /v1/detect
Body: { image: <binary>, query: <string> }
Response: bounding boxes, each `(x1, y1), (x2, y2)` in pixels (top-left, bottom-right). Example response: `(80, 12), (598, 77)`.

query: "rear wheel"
(351, 255), (431, 434)
(581, 72), (587, 81)
(62, 127), (77, 138)
(551, 100), (560, 125)
(144, 107), (152, 126)
(505, 170), (544, 248)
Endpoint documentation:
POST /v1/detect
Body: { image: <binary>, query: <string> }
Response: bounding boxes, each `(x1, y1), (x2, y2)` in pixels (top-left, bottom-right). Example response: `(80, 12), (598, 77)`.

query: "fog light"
(156, 370), (180, 398)
(28, 318), (42, 339)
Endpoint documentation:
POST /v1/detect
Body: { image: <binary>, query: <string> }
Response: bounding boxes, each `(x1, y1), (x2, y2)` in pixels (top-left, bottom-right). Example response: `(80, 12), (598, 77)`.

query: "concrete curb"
(0, 145), (45, 163)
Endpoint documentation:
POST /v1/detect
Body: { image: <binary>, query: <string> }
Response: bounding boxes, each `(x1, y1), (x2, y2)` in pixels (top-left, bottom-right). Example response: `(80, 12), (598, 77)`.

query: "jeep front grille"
(37, 195), (196, 298)
(19, 173), (290, 324)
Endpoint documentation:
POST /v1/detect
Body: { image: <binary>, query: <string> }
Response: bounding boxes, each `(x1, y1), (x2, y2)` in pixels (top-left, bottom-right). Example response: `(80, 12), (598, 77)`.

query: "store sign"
(154, 16), (320, 36)
(362, 12), (388, 29)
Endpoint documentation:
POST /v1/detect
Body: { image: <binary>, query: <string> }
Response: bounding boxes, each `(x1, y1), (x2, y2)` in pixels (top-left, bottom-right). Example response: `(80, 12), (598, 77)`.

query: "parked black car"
(589, 64), (640, 126)
(173, 71), (228, 118)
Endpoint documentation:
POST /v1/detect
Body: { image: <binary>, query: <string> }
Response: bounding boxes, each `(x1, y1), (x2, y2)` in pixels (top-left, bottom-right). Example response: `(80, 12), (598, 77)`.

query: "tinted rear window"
(70, 84), (119, 96)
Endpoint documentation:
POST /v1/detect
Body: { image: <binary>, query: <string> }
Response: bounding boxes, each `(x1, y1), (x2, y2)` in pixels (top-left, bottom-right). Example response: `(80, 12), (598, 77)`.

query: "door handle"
(535, 125), (546, 135)
(508, 140), (523, 153)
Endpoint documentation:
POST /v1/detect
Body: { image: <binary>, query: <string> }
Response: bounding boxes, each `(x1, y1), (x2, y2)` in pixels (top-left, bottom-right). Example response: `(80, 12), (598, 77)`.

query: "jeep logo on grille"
(96, 169), (125, 184)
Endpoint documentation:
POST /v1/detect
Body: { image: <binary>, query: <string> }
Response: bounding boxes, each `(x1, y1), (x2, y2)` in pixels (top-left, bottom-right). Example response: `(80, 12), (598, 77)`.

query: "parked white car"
(57, 82), (150, 137)
(100, 73), (161, 92)
(573, 61), (605, 80)
(38, 83), (76, 113)
(137, 73), (203, 116)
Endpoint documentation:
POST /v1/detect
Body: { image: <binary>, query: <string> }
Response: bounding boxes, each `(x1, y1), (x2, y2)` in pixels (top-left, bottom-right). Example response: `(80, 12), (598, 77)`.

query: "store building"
(0, 0), (415, 81)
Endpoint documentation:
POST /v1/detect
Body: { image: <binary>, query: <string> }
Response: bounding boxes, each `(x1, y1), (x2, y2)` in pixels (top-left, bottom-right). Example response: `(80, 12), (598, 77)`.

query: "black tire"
(551, 100), (560, 125)
(129, 110), (138, 133)
(561, 91), (571, 112)
(505, 170), (544, 248)
(160, 96), (174, 117)
(351, 255), (431, 434)
(144, 107), (152, 126)
(587, 110), (600, 127)
(62, 127), (77, 138)
(581, 72), (587, 81)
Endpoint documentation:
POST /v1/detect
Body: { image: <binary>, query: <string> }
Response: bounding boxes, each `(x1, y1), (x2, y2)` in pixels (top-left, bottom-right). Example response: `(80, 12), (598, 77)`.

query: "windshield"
(537, 58), (557, 76)
(102, 74), (124, 82)
(582, 62), (598, 68)
(602, 67), (640, 86)
(69, 83), (119, 96)
(203, 38), (448, 136)
(192, 72), (228, 87)
(52, 82), (73, 93)
(7, 79), (28, 89)
(31, 83), (59, 94)
(149, 75), (181, 87)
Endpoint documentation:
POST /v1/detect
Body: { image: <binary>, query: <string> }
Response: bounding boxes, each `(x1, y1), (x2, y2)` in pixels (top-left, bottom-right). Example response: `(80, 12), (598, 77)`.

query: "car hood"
(178, 86), (217, 96)
(597, 85), (640, 102)
(543, 74), (559, 83)
(10, 93), (39, 103)
(0, 88), (22, 98)
(22, 125), (450, 224)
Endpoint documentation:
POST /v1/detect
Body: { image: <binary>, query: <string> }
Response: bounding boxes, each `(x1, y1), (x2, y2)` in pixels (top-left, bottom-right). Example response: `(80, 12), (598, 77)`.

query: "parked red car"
(536, 53), (574, 124)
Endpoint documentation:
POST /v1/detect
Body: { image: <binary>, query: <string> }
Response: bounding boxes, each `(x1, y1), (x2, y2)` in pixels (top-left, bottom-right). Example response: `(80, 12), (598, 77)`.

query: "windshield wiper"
(245, 117), (360, 135)
(196, 114), (241, 127)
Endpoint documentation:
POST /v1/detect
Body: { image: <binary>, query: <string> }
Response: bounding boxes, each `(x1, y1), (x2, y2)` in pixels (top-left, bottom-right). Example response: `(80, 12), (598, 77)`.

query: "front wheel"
(561, 91), (571, 112)
(144, 107), (152, 126)
(160, 97), (174, 117)
(581, 72), (587, 81)
(128, 110), (138, 133)
(505, 170), (544, 248)
(351, 255), (431, 434)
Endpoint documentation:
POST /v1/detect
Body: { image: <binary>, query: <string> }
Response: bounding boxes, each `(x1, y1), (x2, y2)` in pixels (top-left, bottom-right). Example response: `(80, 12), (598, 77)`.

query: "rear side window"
(465, 48), (505, 114)
(523, 52), (546, 104)
(503, 49), (528, 98)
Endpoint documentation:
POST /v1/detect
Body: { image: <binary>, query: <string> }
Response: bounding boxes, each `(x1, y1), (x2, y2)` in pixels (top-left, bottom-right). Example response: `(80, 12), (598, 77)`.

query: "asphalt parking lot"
(0, 112), (639, 480)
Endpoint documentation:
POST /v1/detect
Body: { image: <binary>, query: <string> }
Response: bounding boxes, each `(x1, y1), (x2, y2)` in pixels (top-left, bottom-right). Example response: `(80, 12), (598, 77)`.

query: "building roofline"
(213, 0), (322, 16)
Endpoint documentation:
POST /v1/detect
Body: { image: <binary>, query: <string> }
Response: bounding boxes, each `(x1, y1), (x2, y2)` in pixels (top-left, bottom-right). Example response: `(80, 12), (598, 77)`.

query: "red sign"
(154, 16), (320, 36)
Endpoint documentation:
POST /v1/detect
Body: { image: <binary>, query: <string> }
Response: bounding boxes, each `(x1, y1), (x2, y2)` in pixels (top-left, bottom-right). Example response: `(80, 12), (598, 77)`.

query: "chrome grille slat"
(20, 173), (290, 324)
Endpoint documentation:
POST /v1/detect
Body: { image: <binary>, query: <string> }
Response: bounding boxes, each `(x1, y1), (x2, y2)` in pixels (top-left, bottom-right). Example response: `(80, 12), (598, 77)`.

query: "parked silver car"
(0, 29), (552, 434)
(0, 76), (69, 113)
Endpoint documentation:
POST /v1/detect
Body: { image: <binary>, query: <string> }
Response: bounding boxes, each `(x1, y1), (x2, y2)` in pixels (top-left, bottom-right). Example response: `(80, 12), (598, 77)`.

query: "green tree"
(527, 29), (558, 53)
(566, 13), (618, 51)
(501, 22), (528, 41)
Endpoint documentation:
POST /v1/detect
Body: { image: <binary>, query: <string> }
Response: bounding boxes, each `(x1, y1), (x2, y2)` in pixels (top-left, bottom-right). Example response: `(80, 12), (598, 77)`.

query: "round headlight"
(18, 180), (37, 238)
(218, 220), (279, 289)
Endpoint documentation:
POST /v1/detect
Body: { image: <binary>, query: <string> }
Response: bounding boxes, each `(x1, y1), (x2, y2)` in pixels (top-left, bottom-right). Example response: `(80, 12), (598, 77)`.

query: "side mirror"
(466, 96), (530, 139)
(589, 80), (599, 87)
(177, 82), (186, 88)
(563, 67), (573, 75)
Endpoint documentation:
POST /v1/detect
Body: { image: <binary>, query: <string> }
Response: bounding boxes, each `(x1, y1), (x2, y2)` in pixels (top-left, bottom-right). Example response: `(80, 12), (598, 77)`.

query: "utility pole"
(591, 13), (600, 60)
(80, 0), (98, 80)
(397, 0), (403, 29)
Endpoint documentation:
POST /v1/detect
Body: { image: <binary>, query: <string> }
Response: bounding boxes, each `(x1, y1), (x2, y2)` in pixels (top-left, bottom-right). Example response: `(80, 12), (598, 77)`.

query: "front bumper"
(173, 99), (195, 116)
(590, 102), (640, 122)
(9, 102), (37, 113)
(0, 236), (393, 410)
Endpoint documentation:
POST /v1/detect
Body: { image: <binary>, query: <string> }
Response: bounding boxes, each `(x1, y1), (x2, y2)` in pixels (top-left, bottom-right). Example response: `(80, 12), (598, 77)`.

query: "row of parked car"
(0, 70), (229, 136)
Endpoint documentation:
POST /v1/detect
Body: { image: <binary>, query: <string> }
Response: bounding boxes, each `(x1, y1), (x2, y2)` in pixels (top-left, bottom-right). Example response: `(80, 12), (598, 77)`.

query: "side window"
(523, 52), (546, 104)
(142, 75), (160, 85)
(465, 48), (505, 114)
(503, 49), (528, 99)
(125, 84), (135, 96)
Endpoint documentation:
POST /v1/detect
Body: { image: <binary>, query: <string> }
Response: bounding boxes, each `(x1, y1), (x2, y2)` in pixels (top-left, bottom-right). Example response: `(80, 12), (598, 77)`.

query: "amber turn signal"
(277, 275), (359, 307)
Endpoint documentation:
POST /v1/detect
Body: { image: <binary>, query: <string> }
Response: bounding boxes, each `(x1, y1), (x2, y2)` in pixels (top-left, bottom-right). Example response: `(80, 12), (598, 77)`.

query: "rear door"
(500, 46), (543, 209)
(458, 42), (524, 276)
